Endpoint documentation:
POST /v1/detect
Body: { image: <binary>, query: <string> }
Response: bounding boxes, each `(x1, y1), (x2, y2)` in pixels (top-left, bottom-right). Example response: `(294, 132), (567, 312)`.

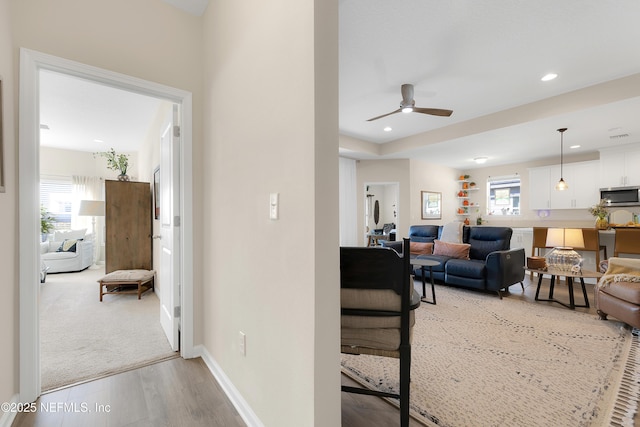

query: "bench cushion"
(98, 269), (155, 283)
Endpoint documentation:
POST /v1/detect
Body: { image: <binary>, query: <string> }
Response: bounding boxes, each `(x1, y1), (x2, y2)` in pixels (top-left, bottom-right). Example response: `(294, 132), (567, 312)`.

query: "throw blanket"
(597, 257), (640, 289)
(440, 221), (464, 243)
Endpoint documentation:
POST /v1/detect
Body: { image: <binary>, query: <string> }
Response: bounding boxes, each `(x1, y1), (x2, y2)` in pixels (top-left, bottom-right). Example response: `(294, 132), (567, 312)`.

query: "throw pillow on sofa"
(410, 242), (433, 255)
(57, 239), (80, 253)
(433, 240), (471, 260)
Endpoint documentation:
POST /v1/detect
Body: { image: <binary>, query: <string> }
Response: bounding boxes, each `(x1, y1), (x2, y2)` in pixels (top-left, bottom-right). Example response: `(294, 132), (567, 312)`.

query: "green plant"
(95, 148), (130, 175)
(588, 199), (608, 219)
(40, 206), (56, 234)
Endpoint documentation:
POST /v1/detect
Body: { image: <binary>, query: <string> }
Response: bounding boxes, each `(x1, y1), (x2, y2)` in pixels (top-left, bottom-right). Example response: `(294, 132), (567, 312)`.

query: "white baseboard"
(194, 344), (264, 427)
(0, 394), (19, 427)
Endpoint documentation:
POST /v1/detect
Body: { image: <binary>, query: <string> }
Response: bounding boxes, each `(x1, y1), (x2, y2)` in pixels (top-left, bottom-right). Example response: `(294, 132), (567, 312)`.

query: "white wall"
(410, 159), (462, 227)
(9, 0), (203, 410)
(202, 1), (339, 426)
(0, 0), (17, 411)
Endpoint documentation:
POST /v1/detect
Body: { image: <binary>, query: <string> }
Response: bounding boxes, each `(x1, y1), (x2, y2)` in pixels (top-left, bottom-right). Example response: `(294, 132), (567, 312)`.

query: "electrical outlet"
(239, 331), (246, 356)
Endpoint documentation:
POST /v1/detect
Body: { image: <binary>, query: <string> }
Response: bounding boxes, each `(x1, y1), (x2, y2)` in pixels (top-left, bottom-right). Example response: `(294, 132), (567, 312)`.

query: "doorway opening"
(19, 49), (194, 402)
(364, 182), (399, 246)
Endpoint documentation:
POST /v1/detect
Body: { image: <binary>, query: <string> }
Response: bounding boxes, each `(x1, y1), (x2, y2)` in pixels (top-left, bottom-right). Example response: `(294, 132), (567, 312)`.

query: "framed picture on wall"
(421, 191), (441, 220)
(153, 166), (160, 219)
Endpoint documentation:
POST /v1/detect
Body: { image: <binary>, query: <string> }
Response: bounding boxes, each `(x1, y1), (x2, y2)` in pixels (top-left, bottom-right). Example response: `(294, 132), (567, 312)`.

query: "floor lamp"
(78, 200), (105, 268)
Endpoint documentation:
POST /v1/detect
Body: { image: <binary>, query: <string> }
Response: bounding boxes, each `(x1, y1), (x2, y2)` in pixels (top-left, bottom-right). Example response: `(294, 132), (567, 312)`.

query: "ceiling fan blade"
(367, 108), (401, 122)
(413, 107), (453, 117)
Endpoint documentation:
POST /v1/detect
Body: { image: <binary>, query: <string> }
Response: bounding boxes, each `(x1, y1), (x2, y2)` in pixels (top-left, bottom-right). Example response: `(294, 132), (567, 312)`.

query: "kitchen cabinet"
(599, 145), (640, 188)
(529, 161), (599, 210)
(529, 166), (551, 209)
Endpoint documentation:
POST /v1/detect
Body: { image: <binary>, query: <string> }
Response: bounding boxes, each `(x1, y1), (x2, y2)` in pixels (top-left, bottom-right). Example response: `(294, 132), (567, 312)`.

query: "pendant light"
(555, 128), (569, 191)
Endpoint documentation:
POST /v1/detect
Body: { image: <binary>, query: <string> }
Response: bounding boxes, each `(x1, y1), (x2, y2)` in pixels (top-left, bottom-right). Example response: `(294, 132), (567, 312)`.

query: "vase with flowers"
(95, 148), (131, 181)
(588, 199), (609, 230)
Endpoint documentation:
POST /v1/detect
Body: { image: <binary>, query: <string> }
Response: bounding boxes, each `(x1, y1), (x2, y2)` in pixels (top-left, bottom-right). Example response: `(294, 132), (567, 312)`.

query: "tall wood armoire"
(105, 180), (152, 274)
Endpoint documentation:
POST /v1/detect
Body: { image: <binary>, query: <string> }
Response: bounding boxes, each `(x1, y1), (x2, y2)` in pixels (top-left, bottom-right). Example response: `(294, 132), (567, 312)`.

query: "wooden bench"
(98, 269), (155, 301)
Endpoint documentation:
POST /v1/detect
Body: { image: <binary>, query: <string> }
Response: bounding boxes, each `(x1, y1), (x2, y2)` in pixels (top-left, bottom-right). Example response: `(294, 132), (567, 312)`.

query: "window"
(40, 177), (73, 230)
(487, 175), (520, 216)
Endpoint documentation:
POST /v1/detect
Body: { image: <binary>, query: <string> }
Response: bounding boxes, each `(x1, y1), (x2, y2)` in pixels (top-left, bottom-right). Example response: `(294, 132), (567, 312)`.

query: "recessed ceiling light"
(541, 73), (558, 82)
(93, 139), (104, 143)
(569, 145), (581, 149)
(383, 126), (392, 132)
(474, 157), (488, 164)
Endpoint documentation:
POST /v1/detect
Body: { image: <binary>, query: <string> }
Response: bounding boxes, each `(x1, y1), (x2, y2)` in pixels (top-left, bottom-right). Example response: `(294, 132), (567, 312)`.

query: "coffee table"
(411, 258), (440, 305)
(525, 267), (602, 310)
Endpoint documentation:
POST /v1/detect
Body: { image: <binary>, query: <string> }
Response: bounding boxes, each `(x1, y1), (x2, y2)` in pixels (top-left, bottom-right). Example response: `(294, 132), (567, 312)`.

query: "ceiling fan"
(367, 84), (453, 121)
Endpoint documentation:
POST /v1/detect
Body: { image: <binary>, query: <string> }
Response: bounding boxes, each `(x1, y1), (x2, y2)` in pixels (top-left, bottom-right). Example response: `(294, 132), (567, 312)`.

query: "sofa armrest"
(40, 241), (49, 254)
(484, 248), (525, 291)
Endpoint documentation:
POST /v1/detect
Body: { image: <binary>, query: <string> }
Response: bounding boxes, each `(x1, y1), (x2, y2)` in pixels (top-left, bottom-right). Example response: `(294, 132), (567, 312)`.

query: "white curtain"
(339, 157), (358, 246)
(71, 175), (103, 235)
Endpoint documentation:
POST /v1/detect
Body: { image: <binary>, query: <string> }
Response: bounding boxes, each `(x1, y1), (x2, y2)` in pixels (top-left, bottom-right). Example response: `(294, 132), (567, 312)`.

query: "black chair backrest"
(340, 239), (409, 296)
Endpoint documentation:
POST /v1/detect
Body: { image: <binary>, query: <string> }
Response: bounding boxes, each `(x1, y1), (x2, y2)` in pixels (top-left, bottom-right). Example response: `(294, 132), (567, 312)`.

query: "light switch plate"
(270, 193), (279, 220)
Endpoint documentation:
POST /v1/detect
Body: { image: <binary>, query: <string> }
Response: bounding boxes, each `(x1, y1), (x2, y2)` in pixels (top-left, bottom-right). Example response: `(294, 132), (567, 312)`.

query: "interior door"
(159, 105), (181, 351)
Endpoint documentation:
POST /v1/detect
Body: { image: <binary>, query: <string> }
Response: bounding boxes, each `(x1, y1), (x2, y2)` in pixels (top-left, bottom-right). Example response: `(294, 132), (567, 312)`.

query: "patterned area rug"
(341, 285), (640, 427)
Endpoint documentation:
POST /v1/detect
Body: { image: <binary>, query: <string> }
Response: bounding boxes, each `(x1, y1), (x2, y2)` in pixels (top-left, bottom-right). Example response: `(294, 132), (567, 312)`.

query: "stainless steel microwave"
(600, 186), (640, 207)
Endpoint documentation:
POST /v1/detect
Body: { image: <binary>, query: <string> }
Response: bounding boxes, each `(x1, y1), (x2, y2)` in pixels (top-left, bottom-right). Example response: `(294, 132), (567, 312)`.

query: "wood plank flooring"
(12, 274), (638, 427)
(12, 357), (245, 427)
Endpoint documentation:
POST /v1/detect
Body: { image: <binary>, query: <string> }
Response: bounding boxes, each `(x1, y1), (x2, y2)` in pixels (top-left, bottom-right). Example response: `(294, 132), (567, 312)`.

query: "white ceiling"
(39, 0), (640, 171)
(339, 0), (640, 169)
(39, 70), (167, 154)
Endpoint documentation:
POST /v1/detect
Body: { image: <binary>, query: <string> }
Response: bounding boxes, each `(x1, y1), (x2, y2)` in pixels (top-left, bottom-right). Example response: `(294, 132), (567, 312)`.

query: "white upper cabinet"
(530, 161), (599, 210)
(599, 145), (640, 188)
(529, 166), (550, 209)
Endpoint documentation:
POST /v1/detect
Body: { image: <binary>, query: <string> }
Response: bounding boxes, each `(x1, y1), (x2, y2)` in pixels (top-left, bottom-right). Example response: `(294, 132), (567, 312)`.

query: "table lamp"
(545, 228), (584, 271)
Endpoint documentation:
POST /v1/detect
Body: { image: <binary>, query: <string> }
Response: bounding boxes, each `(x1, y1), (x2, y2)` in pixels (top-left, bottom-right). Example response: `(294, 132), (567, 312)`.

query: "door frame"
(18, 48), (195, 403)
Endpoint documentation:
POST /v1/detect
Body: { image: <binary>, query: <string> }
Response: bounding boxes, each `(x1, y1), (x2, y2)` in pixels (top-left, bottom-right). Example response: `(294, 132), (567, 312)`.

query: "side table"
(525, 267), (602, 310)
(411, 258), (440, 305)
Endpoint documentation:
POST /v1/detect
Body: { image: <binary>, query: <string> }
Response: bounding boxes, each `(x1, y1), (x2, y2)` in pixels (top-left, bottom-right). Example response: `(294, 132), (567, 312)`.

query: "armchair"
(340, 238), (420, 427)
(596, 257), (640, 329)
(40, 229), (94, 273)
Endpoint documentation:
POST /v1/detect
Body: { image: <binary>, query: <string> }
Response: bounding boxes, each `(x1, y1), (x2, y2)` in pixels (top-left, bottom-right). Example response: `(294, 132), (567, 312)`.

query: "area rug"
(40, 267), (178, 391)
(341, 285), (640, 427)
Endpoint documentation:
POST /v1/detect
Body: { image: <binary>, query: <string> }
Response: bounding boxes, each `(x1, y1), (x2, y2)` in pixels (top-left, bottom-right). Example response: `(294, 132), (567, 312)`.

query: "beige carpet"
(40, 267), (178, 391)
(342, 285), (640, 427)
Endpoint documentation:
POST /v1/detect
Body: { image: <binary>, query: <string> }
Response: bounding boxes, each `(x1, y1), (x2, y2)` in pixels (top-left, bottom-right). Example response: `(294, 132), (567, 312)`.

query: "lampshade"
(78, 200), (105, 217)
(545, 228), (584, 271)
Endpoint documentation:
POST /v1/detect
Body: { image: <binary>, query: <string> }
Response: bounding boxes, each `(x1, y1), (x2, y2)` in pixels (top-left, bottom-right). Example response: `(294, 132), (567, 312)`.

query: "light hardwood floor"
(13, 274), (637, 427)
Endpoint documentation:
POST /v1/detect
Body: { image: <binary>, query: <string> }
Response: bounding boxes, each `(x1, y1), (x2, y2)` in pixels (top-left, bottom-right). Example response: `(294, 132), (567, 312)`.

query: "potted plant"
(95, 148), (131, 181)
(588, 199), (609, 230)
(40, 206), (55, 241)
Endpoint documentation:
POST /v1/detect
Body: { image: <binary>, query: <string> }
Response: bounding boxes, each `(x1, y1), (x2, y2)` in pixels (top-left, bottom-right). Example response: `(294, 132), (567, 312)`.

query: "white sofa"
(40, 229), (94, 273)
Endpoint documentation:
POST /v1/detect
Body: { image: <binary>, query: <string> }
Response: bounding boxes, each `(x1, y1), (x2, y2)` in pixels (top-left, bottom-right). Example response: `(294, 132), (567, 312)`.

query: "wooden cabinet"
(105, 180), (152, 274)
(529, 161), (598, 210)
(599, 145), (640, 188)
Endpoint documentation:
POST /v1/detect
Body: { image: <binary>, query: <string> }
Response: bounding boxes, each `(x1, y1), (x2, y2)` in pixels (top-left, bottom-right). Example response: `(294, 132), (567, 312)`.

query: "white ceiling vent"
(609, 133), (630, 140)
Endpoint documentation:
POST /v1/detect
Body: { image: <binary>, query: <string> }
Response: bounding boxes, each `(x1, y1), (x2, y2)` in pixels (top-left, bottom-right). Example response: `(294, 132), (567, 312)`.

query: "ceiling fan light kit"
(555, 127), (569, 191)
(367, 83), (453, 122)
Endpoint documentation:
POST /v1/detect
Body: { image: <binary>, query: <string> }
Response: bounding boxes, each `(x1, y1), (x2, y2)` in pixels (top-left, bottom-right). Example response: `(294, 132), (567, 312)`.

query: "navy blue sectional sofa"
(383, 225), (525, 298)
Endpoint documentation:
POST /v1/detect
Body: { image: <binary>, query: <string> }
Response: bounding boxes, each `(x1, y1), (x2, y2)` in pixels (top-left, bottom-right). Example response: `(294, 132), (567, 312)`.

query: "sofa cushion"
(57, 239), (80, 253)
(54, 228), (87, 241)
(410, 242), (433, 255)
(446, 259), (486, 278)
(600, 282), (640, 305)
(408, 225), (440, 243)
(467, 226), (512, 260)
(433, 240), (471, 259)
